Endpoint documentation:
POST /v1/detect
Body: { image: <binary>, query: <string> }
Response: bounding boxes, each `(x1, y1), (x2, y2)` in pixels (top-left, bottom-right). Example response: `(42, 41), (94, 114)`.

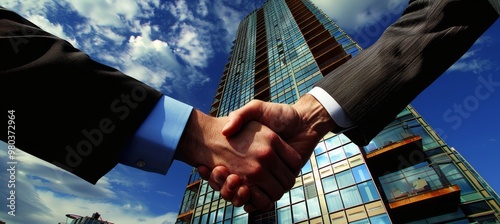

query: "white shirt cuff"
(308, 87), (354, 128)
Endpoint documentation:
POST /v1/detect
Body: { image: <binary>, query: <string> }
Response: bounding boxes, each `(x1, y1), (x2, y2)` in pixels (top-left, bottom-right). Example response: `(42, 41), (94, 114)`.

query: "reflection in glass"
(277, 206), (292, 223)
(325, 136), (341, 149)
(358, 181), (380, 203)
(369, 214), (391, 224)
(329, 147), (346, 163)
(314, 142), (327, 155)
(291, 187), (305, 204)
(277, 191), (290, 208)
(216, 207), (224, 222)
(341, 186), (363, 208)
(307, 197), (321, 218)
(316, 153), (330, 168)
(352, 164), (371, 183)
(439, 163), (476, 194)
(336, 170), (355, 188)
(344, 143), (360, 157)
(292, 202), (308, 223)
(232, 214), (248, 224)
(322, 175), (338, 193)
(224, 205), (233, 221)
(379, 162), (453, 202)
(301, 159), (312, 174)
(325, 191), (343, 212)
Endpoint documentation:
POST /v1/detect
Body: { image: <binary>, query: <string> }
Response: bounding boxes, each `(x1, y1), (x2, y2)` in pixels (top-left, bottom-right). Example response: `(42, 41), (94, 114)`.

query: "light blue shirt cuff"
(120, 95), (193, 174)
(308, 87), (354, 128)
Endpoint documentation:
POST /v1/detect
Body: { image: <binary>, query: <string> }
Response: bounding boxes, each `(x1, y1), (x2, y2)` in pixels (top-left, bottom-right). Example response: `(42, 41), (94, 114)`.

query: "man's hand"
(199, 94), (337, 211)
(175, 109), (302, 211)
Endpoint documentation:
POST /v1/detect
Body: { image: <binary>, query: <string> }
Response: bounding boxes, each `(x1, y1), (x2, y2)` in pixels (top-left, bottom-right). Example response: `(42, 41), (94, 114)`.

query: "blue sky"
(0, 0), (498, 223)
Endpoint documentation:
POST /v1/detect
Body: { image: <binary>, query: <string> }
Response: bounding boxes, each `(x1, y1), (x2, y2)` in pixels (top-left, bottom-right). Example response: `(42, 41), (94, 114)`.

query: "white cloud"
(25, 14), (79, 47)
(170, 23), (213, 67)
(196, 0), (209, 17)
(448, 59), (492, 74)
(213, 0), (247, 51)
(120, 27), (178, 90)
(167, 0), (194, 21)
(310, 0), (408, 31)
(1, 0), (56, 16)
(99, 27), (127, 45)
(447, 39), (494, 74)
(35, 191), (178, 224)
(0, 144), (178, 224)
(66, 0), (141, 27)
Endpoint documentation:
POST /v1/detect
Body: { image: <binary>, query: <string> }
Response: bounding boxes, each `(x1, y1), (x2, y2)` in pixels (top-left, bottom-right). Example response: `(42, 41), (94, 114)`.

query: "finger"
(196, 166), (211, 180)
(248, 186), (274, 212)
(244, 204), (256, 213)
(220, 174), (242, 202)
(271, 137), (302, 188)
(231, 184), (250, 207)
(270, 161), (297, 193)
(208, 166), (230, 191)
(221, 100), (264, 136)
(250, 170), (285, 202)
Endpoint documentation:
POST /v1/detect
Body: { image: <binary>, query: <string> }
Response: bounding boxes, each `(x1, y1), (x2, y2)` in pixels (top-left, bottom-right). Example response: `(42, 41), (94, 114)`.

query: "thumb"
(221, 100), (264, 136)
(221, 111), (244, 136)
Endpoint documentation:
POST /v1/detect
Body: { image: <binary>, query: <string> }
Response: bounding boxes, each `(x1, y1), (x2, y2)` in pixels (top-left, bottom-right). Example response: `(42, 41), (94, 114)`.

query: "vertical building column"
(254, 8), (271, 101)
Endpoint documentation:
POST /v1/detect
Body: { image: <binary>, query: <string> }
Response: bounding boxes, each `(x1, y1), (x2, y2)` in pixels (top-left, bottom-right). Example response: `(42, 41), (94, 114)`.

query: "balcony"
(364, 125), (424, 176)
(379, 163), (461, 222)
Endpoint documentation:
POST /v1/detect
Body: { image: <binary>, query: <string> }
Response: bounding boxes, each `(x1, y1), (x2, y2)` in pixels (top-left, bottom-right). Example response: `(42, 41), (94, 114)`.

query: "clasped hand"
(192, 94), (335, 212)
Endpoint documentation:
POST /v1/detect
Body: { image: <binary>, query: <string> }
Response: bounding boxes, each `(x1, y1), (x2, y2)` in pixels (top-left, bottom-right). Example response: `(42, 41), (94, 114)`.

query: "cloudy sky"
(1, 0), (499, 223)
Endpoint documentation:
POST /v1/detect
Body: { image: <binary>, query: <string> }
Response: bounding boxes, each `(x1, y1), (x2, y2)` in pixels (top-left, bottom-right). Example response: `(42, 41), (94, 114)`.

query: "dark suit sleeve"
(315, 0), (498, 146)
(0, 8), (163, 183)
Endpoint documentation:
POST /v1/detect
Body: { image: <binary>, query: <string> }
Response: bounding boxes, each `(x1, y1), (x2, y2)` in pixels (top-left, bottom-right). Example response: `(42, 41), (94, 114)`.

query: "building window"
(439, 163), (476, 195)
(292, 202), (308, 223)
(340, 185), (363, 208)
(358, 181), (380, 203)
(325, 135), (342, 149)
(336, 170), (355, 188)
(352, 164), (371, 183)
(291, 187), (305, 204)
(322, 175), (338, 193)
(316, 153), (330, 168)
(301, 159), (312, 174)
(277, 206), (292, 223)
(369, 214), (391, 224)
(277, 191), (290, 208)
(329, 147), (346, 164)
(343, 143), (360, 157)
(325, 191), (343, 212)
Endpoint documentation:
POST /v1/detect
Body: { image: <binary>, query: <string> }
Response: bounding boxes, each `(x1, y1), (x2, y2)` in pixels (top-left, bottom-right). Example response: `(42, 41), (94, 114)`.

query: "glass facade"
(177, 0), (500, 223)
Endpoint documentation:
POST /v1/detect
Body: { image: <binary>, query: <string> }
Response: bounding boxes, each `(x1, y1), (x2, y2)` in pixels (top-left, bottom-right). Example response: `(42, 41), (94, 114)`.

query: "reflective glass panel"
(325, 191), (343, 212)
(292, 202), (308, 223)
(340, 186), (363, 208)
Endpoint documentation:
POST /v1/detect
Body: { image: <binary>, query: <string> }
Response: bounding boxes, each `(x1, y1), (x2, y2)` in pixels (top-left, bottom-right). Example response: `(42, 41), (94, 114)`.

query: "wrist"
(293, 94), (336, 140)
(175, 110), (226, 168)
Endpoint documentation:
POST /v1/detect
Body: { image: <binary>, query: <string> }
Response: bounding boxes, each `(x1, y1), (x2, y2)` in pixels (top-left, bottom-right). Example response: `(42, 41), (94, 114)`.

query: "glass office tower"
(176, 0), (500, 223)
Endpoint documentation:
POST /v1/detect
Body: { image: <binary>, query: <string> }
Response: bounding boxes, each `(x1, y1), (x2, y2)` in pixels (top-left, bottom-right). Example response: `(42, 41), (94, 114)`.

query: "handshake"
(175, 94), (339, 213)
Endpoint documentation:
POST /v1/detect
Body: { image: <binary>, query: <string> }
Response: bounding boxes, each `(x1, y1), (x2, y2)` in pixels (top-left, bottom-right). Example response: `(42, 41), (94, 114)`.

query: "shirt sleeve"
(119, 95), (193, 174)
(307, 87), (354, 128)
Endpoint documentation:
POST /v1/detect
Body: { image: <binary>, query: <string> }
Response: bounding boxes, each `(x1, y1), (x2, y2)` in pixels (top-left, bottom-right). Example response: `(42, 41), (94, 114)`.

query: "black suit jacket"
(0, 8), (163, 183)
(316, 0), (498, 146)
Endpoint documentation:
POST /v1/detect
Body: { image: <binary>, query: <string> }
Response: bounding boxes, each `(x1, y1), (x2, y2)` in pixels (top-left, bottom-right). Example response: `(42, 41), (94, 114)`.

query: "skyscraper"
(176, 0), (500, 223)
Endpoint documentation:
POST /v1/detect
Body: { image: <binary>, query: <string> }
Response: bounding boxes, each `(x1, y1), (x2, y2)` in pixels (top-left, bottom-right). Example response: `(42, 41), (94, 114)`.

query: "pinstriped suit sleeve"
(314, 0), (498, 146)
